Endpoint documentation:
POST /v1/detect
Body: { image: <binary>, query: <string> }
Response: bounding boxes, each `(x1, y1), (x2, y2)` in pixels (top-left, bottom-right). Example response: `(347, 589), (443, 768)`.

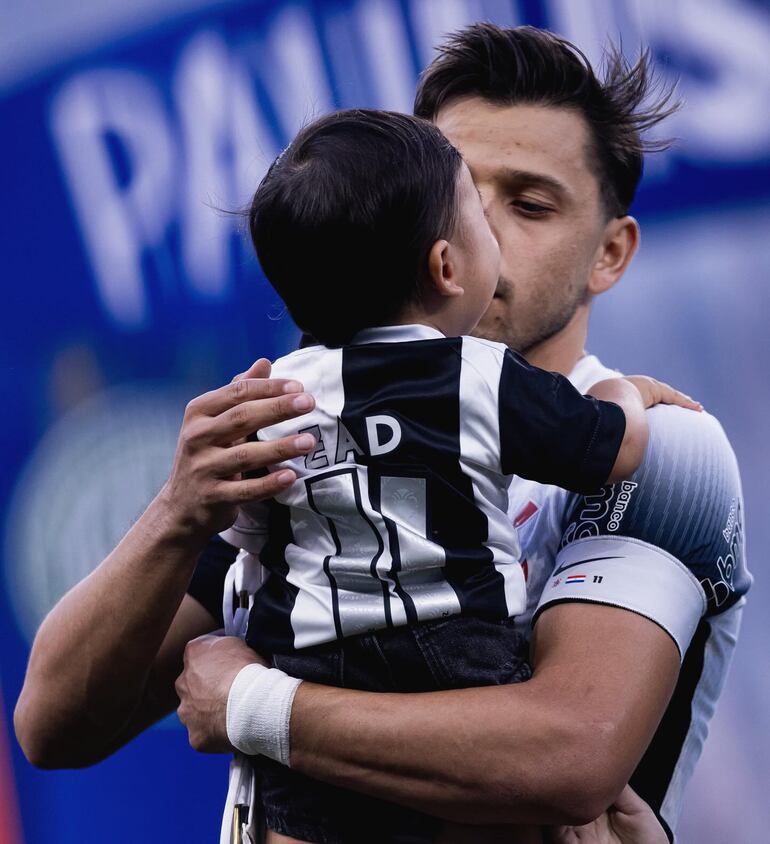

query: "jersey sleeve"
(533, 405), (751, 659)
(186, 535), (239, 626)
(498, 349), (626, 493)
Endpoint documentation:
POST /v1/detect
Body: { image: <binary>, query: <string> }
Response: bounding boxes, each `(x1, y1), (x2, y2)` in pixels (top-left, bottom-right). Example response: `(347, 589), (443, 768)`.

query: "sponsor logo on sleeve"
(560, 482), (637, 549)
(722, 498), (737, 544)
(702, 501), (743, 611)
(608, 481), (638, 532)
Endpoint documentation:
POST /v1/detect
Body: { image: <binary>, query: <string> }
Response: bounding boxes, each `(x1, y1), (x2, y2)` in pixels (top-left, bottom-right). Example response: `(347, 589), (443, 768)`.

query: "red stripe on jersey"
(514, 500), (539, 528)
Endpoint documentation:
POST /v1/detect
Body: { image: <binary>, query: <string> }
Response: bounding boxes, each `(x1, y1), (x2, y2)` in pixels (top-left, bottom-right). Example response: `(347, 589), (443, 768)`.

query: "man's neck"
(522, 305), (590, 377)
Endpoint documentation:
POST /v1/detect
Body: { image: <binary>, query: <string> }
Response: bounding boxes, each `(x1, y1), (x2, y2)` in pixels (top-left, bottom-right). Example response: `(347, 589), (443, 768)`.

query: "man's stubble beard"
(472, 274), (591, 354)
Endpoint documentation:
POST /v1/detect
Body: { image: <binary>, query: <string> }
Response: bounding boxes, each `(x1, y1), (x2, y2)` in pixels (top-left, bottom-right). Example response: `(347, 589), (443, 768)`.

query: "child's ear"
(427, 239), (465, 298)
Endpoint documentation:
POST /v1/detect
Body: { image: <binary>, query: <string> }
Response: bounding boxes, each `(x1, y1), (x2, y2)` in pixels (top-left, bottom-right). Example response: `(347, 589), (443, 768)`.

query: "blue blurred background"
(1, 1), (768, 841)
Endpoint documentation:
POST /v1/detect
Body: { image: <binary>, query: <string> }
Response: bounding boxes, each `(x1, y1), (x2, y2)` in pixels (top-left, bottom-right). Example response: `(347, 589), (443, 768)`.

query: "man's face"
(435, 99), (610, 353)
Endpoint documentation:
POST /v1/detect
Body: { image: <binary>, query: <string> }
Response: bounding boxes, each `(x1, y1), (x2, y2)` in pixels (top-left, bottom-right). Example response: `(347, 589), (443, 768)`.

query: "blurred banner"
(1, 1), (768, 842)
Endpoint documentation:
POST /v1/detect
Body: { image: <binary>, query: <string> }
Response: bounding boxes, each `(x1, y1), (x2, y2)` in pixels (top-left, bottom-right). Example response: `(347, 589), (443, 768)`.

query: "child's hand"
(623, 375), (703, 412)
(587, 376), (701, 484)
(547, 785), (669, 844)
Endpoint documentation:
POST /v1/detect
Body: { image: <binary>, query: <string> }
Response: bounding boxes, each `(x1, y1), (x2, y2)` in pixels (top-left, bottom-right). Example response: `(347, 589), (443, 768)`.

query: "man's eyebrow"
(498, 169), (571, 201)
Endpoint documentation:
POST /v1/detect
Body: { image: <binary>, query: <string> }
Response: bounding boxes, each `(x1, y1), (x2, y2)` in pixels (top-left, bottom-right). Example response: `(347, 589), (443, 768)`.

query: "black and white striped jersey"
(221, 324), (625, 654)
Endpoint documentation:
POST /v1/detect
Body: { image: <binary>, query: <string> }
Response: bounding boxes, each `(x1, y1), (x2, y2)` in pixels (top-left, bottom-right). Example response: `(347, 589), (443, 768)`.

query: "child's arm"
(587, 376), (702, 483)
(492, 347), (701, 495)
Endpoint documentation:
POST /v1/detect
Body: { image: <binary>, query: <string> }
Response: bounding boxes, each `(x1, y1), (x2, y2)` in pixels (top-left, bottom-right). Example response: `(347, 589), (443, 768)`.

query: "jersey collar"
(350, 324), (446, 345)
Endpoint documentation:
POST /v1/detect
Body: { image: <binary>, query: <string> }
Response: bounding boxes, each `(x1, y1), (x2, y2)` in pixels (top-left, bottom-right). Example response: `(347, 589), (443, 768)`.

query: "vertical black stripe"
(246, 500), (299, 655)
(630, 617), (712, 841)
(340, 338), (508, 621)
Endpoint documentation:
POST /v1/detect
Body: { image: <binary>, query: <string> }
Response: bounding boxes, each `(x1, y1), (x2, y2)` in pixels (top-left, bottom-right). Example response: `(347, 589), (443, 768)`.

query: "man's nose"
(480, 194), (504, 240)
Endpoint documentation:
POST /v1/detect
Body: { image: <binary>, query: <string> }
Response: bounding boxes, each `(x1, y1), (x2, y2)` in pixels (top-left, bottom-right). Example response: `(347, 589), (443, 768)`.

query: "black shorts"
(256, 614), (531, 844)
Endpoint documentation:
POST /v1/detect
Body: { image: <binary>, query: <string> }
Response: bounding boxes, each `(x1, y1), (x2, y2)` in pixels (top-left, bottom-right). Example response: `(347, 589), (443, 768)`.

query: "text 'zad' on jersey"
(221, 324), (625, 654)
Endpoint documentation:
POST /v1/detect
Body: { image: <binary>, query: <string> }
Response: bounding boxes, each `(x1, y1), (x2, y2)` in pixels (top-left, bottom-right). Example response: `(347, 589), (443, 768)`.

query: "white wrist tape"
(226, 663), (302, 766)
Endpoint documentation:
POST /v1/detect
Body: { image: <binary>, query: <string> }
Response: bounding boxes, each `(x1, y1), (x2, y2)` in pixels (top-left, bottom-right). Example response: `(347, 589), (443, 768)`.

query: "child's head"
(248, 109), (499, 346)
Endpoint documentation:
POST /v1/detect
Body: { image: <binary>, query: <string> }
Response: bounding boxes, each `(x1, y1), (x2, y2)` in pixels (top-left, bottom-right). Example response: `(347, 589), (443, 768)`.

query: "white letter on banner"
(49, 70), (175, 328)
(174, 32), (276, 299)
(259, 6), (334, 140)
(629, 0), (770, 159)
(551, 0), (770, 161)
(410, 0), (510, 70)
(355, 0), (414, 111)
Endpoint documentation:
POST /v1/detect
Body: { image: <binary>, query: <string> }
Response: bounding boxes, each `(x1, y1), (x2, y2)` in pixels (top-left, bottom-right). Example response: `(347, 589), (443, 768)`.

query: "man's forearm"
(286, 604), (679, 826)
(290, 677), (593, 825)
(14, 495), (208, 767)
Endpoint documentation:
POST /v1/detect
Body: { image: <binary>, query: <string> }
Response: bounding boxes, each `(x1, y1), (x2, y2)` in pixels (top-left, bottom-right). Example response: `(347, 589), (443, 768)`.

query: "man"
(15, 24), (748, 844)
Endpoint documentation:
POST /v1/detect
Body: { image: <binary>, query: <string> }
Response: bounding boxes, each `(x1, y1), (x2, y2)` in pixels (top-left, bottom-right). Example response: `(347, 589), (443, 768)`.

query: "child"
(221, 109), (697, 844)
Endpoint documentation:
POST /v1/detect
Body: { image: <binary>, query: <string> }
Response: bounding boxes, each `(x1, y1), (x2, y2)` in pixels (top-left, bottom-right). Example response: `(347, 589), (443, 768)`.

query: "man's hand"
(158, 358), (317, 541)
(546, 786), (668, 844)
(176, 634), (266, 753)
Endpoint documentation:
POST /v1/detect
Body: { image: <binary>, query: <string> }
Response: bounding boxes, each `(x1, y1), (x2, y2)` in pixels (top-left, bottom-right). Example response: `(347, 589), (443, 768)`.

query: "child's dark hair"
(248, 109), (463, 347)
(414, 24), (679, 218)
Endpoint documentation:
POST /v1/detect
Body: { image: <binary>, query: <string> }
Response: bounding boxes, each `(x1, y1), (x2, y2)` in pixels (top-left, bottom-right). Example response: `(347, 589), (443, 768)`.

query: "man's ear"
(427, 239), (465, 298)
(588, 216), (640, 295)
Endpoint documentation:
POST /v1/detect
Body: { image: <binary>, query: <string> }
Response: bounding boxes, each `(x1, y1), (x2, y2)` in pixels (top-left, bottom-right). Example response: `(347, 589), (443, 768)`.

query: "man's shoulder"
(559, 404), (750, 616)
(647, 402), (735, 449)
(631, 404), (742, 535)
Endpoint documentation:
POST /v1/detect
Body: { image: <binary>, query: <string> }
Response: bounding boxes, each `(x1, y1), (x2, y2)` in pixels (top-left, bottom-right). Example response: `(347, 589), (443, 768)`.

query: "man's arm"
(14, 522), (214, 770)
(177, 602), (679, 826)
(546, 785), (669, 844)
(14, 359), (316, 768)
(290, 602), (679, 825)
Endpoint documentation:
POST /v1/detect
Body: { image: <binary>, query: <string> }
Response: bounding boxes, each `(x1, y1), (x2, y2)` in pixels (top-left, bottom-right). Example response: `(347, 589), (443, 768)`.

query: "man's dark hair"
(248, 109), (462, 346)
(414, 23), (678, 217)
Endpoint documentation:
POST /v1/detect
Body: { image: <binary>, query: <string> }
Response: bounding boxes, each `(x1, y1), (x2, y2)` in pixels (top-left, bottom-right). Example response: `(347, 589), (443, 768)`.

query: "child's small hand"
(623, 375), (703, 412)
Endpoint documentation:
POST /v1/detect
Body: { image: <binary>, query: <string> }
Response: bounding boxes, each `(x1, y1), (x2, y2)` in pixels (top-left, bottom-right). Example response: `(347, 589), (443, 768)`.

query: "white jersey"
(507, 354), (750, 841)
